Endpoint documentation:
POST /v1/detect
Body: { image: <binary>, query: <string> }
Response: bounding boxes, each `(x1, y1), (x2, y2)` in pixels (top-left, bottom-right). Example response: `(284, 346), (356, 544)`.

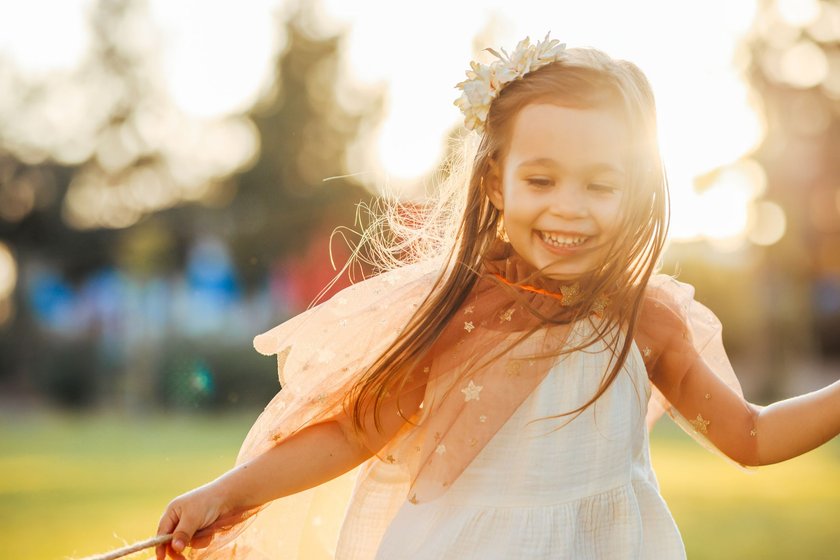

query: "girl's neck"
(480, 239), (610, 319)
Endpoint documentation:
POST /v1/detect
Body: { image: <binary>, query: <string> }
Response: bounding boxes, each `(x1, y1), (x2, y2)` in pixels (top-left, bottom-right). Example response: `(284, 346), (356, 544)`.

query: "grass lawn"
(1, 411), (839, 559)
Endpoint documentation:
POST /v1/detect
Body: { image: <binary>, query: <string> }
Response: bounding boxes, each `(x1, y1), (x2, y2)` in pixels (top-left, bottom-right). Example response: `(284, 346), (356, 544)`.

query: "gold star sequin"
(690, 413), (710, 434)
(591, 295), (609, 316)
(499, 307), (516, 322)
(468, 437), (478, 447)
(560, 283), (581, 306)
(461, 380), (483, 402)
(704, 393), (711, 400)
(750, 428), (757, 437)
(434, 431), (442, 441)
(505, 361), (522, 377)
(435, 444), (447, 455)
(464, 304), (475, 314)
(464, 321), (475, 333)
(385, 454), (396, 464)
(479, 415), (487, 423)
(408, 493), (418, 504)
(642, 346), (652, 358)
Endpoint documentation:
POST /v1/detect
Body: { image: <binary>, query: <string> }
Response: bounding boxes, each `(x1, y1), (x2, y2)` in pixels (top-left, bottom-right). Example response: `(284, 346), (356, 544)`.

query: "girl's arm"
(642, 294), (840, 468)
(750, 378), (840, 463)
(652, 342), (840, 466)
(156, 382), (425, 559)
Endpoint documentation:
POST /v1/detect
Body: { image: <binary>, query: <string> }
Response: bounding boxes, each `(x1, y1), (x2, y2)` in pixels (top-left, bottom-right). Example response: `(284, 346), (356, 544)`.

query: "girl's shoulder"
(636, 274), (739, 394)
(637, 274), (721, 349)
(635, 273), (733, 385)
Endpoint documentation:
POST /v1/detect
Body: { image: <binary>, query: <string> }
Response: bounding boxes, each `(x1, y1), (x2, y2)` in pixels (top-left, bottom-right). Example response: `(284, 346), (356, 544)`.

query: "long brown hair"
(342, 47), (669, 438)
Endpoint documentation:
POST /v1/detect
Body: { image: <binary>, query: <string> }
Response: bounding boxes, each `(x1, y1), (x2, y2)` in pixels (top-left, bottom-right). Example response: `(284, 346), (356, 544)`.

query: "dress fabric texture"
(186, 243), (742, 560)
(374, 325), (686, 559)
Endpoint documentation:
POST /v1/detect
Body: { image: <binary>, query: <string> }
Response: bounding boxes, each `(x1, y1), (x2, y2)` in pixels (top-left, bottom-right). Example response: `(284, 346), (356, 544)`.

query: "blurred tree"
(226, 15), (379, 291)
(742, 0), (840, 396)
(0, 0), (382, 409)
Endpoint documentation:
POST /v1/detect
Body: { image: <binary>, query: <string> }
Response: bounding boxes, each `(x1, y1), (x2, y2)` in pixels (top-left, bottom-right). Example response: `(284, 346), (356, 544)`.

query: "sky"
(0, 0), (828, 249)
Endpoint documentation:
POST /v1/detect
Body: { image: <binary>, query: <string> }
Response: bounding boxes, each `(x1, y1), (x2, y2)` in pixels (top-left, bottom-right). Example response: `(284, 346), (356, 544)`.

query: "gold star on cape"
(690, 413), (710, 434)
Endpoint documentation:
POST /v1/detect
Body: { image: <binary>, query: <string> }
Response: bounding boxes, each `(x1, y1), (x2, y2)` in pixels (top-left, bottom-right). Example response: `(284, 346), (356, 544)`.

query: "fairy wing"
(187, 260), (442, 559)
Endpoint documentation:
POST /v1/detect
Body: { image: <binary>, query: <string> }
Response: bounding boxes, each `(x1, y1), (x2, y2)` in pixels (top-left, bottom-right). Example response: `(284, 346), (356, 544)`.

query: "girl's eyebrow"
(517, 157), (625, 175)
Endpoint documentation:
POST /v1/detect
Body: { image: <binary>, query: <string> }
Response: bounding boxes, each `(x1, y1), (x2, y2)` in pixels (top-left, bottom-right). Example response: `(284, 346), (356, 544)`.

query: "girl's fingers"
(156, 508), (178, 560)
(170, 529), (190, 554)
(155, 536), (174, 560)
(155, 490), (221, 558)
(157, 505), (178, 536)
(157, 503), (202, 559)
(169, 509), (206, 556)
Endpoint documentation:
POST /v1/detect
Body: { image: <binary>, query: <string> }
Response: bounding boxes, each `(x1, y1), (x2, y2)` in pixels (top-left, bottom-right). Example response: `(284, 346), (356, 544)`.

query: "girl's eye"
(588, 183), (619, 193)
(526, 178), (553, 188)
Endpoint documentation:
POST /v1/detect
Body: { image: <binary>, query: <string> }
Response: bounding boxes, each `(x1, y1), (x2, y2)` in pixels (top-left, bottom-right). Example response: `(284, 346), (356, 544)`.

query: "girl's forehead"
(505, 103), (629, 173)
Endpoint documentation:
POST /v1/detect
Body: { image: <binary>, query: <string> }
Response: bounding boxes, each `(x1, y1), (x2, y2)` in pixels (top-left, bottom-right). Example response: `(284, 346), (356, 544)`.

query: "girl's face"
(487, 103), (629, 279)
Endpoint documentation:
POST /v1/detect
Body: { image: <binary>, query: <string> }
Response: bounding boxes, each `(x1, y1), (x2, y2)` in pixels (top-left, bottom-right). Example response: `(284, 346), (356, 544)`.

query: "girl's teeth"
(540, 231), (588, 247)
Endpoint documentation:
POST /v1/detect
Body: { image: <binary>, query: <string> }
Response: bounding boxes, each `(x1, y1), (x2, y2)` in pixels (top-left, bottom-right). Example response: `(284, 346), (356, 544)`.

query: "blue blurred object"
(181, 237), (242, 336)
(28, 268), (77, 332)
(814, 276), (840, 316)
(813, 275), (840, 357)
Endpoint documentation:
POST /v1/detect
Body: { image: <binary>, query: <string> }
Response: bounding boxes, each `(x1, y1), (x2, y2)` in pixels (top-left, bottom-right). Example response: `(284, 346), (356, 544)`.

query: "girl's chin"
(525, 255), (588, 279)
(535, 253), (599, 280)
(541, 265), (587, 281)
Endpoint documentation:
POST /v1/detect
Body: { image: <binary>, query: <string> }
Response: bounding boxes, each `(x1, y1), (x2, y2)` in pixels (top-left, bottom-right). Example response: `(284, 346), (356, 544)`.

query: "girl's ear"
(485, 158), (504, 210)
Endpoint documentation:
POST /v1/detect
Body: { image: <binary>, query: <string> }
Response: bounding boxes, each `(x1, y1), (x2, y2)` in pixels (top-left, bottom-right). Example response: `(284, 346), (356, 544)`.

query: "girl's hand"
(155, 482), (228, 560)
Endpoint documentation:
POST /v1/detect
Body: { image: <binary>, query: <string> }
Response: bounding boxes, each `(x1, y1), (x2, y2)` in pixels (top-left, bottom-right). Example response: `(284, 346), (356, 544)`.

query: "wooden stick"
(77, 534), (172, 560)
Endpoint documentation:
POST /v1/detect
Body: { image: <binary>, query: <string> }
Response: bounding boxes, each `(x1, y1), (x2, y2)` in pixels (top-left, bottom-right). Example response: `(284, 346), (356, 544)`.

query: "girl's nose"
(549, 183), (588, 218)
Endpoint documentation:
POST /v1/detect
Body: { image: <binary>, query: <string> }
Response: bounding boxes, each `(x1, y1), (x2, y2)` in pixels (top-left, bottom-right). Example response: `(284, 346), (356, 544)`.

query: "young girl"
(155, 35), (840, 559)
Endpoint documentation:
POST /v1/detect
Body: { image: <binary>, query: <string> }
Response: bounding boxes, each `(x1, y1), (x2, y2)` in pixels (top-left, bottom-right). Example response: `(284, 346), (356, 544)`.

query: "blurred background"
(0, 0), (839, 558)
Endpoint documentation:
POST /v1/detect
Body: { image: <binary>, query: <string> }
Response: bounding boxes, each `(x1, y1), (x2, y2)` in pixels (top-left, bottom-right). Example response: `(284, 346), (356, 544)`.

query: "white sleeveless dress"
(374, 333), (686, 559)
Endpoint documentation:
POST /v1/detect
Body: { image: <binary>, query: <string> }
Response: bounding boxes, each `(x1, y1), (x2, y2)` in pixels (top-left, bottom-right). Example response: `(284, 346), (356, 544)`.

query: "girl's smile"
(486, 103), (629, 279)
(537, 230), (591, 252)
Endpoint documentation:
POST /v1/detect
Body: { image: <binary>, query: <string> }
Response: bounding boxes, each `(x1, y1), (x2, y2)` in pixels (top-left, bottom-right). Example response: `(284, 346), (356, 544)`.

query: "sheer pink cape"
(185, 245), (743, 559)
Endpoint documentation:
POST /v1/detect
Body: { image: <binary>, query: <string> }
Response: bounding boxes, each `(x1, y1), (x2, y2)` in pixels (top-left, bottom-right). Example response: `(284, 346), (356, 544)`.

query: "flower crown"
(454, 33), (567, 134)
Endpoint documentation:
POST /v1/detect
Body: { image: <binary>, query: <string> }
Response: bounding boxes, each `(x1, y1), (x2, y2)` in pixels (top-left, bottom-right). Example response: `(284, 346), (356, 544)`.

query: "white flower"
(454, 33), (566, 133)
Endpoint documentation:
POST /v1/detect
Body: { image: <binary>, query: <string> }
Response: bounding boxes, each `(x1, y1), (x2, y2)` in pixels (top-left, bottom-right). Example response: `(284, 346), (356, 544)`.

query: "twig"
(76, 534), (172, 560)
